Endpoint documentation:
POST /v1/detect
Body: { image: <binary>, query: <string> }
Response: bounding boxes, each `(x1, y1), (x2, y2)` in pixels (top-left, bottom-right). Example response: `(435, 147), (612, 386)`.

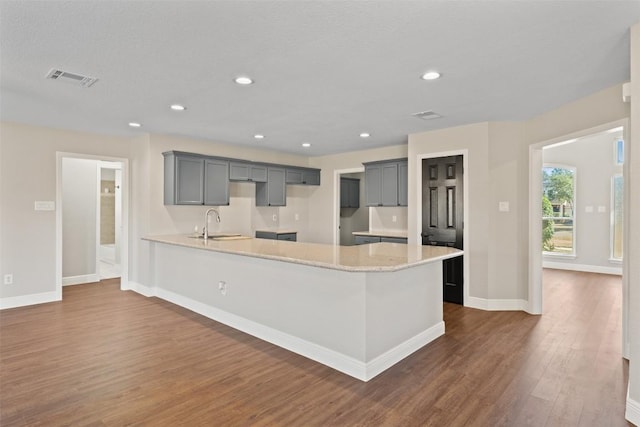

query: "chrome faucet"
(203, 208), (221, 239)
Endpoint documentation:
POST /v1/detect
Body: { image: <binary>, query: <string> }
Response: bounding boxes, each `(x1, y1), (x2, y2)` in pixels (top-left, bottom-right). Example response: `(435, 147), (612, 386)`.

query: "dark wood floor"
(0, 270), (630, 426)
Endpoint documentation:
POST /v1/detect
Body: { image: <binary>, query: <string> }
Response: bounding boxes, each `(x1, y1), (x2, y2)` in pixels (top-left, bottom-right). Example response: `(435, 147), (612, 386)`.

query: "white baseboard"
(155, 287), (443, 382)
(626, 387), (640, 426)
(62, 274), (100, 286)
(124, 281), (156, 297)
(0, 291), (60, 310)
(466, 296), (528, 312)
(543, 261), (622, 276)
(365, 321), (444, 381)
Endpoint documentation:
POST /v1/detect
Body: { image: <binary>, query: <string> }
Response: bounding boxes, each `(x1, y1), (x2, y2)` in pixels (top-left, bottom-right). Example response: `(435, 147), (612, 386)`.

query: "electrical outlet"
(218, 281), (227, 296)
(272, 214), (277, 222)
(295, 213), (300, 221)
(4, 274), (13, 285)
(392, 215), (397, 223)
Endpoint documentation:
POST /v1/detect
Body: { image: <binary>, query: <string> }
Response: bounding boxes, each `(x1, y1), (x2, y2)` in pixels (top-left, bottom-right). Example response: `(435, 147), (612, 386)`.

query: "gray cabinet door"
(398, 161), (408, 206)
(204, 159), (229, 205)
(302, 170), (320, 185)
(341, 178), (360, 208)
(286, 169), (303, 184)
(256, 167), (286, 206)
(354, 235), (381, 245)
(175, 155), (204, 205)
(380, 237), (407, 244)
(365, 165), (382, 206)
(381, 163), (399, 206)
(230, 162), (267, 182)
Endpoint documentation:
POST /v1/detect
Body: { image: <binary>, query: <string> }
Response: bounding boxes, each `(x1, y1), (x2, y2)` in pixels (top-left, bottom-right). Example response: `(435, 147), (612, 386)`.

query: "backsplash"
(370, 206), (408, 231)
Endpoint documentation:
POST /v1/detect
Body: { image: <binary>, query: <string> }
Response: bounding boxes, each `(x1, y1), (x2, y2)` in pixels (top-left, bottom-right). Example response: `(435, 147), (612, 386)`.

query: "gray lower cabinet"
(256, 167), (286, 206)
(364, 159), (408, 207)
(229, 162), (267, 182)
(255, 231), (297, 241)
(354, 235), (407, 245)
(340, 178), (360, 208)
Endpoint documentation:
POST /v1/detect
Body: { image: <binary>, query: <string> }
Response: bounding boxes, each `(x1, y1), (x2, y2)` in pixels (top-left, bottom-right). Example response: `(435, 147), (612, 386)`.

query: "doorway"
(334, 167), (367, 246)
(529, 119), (629, 358)
(56, 152), (129, 297)
(422, 155), (464, 304)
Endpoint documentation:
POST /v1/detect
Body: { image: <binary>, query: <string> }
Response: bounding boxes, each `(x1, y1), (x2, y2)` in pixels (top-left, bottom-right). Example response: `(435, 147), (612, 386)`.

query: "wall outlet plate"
(4, 274), (13, 285)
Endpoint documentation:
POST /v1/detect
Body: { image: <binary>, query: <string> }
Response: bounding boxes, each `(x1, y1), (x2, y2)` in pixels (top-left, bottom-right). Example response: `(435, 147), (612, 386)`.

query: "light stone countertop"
(352, 230), (409, 239)
(255, 229), (298, 234)
(143, 234), (462, 272)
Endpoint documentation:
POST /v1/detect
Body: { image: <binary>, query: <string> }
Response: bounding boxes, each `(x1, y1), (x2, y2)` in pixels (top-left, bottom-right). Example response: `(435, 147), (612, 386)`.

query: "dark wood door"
(422, 155), (464, 304)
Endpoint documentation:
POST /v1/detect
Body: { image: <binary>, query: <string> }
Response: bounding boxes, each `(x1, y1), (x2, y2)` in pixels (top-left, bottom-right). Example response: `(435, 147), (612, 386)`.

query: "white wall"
(542, 130), (623, 272)
(62, 158), (98, 279)
(0, 122), (136, 301)
(625, 20), (640, 426)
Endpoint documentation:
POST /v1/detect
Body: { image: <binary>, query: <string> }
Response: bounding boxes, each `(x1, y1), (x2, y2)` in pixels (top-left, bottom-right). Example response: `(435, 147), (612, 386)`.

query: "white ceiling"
(1, 1), (639, 156)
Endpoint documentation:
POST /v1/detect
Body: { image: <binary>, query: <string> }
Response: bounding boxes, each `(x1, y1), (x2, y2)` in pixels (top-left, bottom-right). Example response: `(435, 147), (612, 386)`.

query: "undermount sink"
(189, 233), (250, 241)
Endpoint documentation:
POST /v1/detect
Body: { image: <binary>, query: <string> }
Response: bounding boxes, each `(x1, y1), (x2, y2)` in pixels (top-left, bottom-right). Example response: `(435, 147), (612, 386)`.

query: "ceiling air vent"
(412, 110), (442, 120)
(46, 68), (98, 88)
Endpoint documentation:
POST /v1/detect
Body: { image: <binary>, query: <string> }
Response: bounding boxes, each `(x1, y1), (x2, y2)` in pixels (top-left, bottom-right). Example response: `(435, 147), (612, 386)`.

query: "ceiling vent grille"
(412, 110), (442, 120)
(46, 68), (98, 88)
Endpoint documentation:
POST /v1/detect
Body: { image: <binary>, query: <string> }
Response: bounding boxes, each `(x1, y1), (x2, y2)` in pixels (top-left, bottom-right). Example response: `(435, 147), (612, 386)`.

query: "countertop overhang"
(143, 234), (462, 272)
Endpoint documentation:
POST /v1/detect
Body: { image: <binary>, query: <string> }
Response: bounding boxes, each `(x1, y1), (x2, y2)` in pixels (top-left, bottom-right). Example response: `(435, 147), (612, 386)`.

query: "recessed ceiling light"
(360, 133), (370, 138)
(254, 134), (265, 139)
(170, 104), (186, 111)
(302, 142), (311, 148)
(421, 71), (441, 80)
(235, 76), (253, 85)
(128, 122), (142, 128)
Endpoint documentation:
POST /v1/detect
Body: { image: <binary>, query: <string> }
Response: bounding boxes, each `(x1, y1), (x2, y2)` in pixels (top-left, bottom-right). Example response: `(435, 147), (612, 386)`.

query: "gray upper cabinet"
(164, 152), (229, 206)
(256, 167), (286, 206)
(364, 158), (408, 207)
(229, 162), (267, 182)
(340, 178), (360, 208)
(204, 158), (230, 205)
(398, 161), (408, 206)
(164, 152), (204, 205)
(286, 168), (321, 185)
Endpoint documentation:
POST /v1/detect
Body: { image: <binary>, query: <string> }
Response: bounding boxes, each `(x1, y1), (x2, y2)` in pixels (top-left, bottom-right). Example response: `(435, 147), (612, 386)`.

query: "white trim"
(155, 287), (443, 382)
(626, 387), (640, 426)
(543, 261), (622, 276)
(333, 166), (365, 246)
(415, 150), (470, 308)
(62, 274), (100, 286)
(124, 281), (156, 297)
(465, 296), (529, 312)
(0, 291), (60, 310)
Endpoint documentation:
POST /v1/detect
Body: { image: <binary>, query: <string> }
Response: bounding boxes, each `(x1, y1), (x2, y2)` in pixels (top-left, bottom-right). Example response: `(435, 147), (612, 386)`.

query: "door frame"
(416, 150), (469, 306)
(96, 161), (123, 278)
(334, 167), (365, 246)
(56, 152), (130, 298)
(528, 118), (629, 357)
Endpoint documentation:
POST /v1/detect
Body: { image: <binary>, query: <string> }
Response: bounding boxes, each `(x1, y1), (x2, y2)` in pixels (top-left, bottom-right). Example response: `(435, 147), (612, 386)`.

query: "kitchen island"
(143, 235), (462, 381)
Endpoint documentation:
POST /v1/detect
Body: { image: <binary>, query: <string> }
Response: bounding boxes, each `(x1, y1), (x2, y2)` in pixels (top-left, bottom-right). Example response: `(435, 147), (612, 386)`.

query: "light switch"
(585, 206), (594, 213)
(498, 201), (509, 212)
(34, 201), (55, 211)
(598, 206), (607, 213)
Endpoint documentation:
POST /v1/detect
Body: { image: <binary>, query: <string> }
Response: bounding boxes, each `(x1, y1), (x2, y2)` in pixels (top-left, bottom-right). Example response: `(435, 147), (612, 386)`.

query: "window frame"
(610, 173), (623, 263)
(542, 163), (577, 258)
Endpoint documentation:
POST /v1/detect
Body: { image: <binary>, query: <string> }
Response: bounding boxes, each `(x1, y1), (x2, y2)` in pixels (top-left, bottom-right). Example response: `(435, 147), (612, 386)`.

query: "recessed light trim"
(235, 76), (253, 85)
(170, 104), (186, 111)
(421, 71), (441, 80)
(360, 133), (370, 138)
(302, 142), (312, 148)
(128, 122), (142, 128)
(254, 134), (265, 139)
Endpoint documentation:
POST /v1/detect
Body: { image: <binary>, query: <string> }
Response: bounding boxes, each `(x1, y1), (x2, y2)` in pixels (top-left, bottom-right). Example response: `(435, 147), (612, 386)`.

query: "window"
(542, 166), (575, 255)
(615, 139), (624, 165)
(611, 175), (624, 261)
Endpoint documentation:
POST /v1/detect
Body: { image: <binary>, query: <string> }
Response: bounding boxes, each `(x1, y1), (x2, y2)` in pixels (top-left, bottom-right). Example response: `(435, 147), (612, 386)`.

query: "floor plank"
(0, 271), (630, 426)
